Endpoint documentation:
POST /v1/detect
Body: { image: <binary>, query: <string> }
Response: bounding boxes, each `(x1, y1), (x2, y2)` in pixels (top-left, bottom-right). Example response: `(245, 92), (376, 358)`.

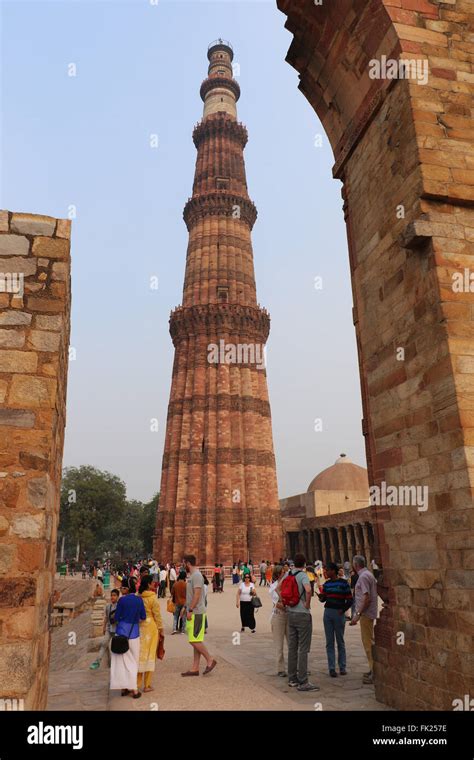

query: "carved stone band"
(169, 303), (271, 345)
(183, 192), (258, 231)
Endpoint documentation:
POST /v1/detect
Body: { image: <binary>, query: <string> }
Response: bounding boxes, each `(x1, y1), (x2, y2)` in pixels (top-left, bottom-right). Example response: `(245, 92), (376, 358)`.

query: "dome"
(307, 454), (369, 493)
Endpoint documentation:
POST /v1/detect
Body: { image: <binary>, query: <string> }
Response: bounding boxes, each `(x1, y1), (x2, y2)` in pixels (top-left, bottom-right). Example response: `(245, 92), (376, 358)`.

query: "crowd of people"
(266, 553), (378, 691)
(90, 555), (217, 695)
(59, 558), (113, 579)
(87, 551), (379, 697)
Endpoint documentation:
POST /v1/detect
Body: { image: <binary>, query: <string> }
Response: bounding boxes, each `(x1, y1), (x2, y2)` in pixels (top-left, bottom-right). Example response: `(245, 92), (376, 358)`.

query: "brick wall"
(0, 211), (71, 709)
(278, 0), (474, 709)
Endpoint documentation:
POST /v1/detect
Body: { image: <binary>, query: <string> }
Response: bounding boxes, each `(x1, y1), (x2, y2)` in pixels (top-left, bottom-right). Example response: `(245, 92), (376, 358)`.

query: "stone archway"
(277, 0), (474, 710)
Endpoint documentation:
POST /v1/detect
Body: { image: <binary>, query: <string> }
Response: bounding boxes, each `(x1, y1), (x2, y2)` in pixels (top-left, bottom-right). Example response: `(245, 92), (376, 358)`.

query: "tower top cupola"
(207, 38), (234, 62)
(200, 39), (240, 120)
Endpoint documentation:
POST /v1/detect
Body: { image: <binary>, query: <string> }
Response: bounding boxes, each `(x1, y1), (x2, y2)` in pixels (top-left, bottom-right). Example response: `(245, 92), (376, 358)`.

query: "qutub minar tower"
(154, 41), (283, 566)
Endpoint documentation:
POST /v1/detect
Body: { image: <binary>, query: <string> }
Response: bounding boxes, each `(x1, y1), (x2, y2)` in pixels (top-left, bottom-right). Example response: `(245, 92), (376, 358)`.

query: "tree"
(59, 466), (127, 559)
(140, 492), (159, 555)
(58, 465), (160, 561)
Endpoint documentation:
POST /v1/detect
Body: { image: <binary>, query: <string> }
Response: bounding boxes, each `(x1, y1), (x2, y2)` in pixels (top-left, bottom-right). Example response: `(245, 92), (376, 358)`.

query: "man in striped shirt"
(317, 562), (353, 677)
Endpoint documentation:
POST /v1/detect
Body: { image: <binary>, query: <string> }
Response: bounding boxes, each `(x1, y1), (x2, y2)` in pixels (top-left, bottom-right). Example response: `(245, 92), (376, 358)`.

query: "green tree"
(59, 465), (127, 559)
(99, 500), (143, 560)
(140, 492), (159, 555)
(58, 465), (160, 561)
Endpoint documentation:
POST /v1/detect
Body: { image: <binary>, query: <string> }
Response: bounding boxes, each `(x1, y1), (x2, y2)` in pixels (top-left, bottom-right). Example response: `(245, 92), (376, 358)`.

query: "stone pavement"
(47, 579), (391, 712)
(47, 576), (109, 710)
(53, 576), (97, 612)
(108, 583), (391, 712)
(47, 669), (109, 711)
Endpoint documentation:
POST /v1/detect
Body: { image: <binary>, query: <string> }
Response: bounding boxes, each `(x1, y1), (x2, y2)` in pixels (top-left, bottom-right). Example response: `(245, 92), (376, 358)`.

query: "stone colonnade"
(287, 508), (375, 566)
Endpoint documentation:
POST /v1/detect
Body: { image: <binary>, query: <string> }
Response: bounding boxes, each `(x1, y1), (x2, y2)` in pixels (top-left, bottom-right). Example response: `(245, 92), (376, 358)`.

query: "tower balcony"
(192, 115), (248, 149)
(169, 303), (271, 346)
(200, 76), (241, 103)
(183, 191), (257, 231)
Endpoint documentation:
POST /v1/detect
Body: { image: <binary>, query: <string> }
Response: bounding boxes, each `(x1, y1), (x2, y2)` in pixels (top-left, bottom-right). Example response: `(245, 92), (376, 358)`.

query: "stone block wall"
(278, 0), (474, 710)
(0, 211), (71, 710)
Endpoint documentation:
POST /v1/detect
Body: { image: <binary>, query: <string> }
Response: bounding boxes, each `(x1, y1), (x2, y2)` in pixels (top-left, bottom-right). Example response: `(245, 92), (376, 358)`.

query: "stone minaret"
(154, 40), (282, 566)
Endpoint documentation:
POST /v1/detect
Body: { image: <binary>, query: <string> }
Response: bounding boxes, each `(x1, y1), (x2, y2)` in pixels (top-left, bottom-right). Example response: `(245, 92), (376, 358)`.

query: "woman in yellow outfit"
(137, 575), (164, 692)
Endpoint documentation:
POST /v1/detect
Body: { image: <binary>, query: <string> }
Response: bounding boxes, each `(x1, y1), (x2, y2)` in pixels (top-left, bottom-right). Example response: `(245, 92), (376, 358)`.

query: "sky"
(1, 0), (366, 503)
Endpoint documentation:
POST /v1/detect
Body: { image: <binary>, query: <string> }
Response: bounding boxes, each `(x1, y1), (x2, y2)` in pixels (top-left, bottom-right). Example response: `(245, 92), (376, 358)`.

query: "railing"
(208, 39), (233, 53)
(201, 565), (243, 580)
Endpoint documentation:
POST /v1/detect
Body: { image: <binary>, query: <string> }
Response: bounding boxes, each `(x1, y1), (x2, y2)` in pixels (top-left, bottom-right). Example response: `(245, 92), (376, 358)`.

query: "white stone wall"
(203, 89), (237, 119)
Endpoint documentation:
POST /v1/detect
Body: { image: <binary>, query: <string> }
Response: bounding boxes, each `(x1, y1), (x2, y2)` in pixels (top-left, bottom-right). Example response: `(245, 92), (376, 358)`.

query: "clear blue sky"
(1, 0), (366, 502)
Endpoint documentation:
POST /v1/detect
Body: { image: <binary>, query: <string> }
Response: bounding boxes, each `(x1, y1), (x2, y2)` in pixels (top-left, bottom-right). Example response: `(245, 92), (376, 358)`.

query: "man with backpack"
(280, 553), (319, 692)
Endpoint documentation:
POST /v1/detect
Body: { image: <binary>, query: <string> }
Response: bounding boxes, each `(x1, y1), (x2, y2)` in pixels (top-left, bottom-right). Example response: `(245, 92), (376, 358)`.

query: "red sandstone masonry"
(0, 211), (71, 709)
(278, 0), (474, 710)
(154, 45), (283, 565)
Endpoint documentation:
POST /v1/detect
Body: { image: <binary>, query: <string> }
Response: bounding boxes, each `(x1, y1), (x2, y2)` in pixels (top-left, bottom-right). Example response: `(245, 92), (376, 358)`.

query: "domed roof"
(307, 454), (369, 493)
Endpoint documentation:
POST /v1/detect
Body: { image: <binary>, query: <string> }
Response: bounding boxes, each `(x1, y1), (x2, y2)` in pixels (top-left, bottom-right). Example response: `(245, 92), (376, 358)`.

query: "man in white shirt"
(159, 566), (167, 598)
(151, 560), (159, 583)
(169, 565), (177, 595)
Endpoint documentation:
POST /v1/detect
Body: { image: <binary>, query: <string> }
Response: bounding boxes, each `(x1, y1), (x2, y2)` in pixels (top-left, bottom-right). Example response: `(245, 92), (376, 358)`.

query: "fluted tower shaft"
(154, 41), (283, 565)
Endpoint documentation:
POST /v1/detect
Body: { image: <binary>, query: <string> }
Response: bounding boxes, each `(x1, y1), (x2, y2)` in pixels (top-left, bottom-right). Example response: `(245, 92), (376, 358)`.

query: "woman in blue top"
(110, 579), (146, 699)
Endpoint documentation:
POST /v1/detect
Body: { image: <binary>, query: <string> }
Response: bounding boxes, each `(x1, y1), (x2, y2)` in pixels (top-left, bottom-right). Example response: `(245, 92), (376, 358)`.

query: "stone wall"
(0, 211), (71, 710)
(280, 488), (369, 519)
(278, 0), (474, 710)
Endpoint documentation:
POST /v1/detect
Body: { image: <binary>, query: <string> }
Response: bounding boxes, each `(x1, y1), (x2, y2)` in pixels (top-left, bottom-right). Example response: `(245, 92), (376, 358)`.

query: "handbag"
(156, 633), (165, 661)
(167, 599), (176, 614)
(252, 594), (262, 609)
(110, 619), (135, 655)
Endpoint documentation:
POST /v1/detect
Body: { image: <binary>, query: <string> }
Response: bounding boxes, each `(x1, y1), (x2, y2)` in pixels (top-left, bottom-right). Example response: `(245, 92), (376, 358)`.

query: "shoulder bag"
(111, 618), (136, 655)
(251, 587), (263, 608)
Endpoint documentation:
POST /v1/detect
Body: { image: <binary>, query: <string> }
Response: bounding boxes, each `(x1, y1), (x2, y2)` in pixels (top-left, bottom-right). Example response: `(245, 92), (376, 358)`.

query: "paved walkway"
(48, 579), (391, 712)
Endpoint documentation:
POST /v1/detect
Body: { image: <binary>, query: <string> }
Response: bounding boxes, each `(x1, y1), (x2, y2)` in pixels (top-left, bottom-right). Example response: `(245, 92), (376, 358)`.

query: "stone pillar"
(319, 529), (326, 564)
(337, 527), (345, 564)
(354, 524), (364, 558)
(294, 532), (300, 557)
(342, 526), (349, 563)
(328, 528), (337, 563)
(324, 528), (331, 564)
(301, 530), (307, 559)
(362, 523), (372, 564)
(298, 532), (303, 554)
(0, 211), (71, 710)
(315, 529), (323, 562)
(347, 525), (356, 562)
